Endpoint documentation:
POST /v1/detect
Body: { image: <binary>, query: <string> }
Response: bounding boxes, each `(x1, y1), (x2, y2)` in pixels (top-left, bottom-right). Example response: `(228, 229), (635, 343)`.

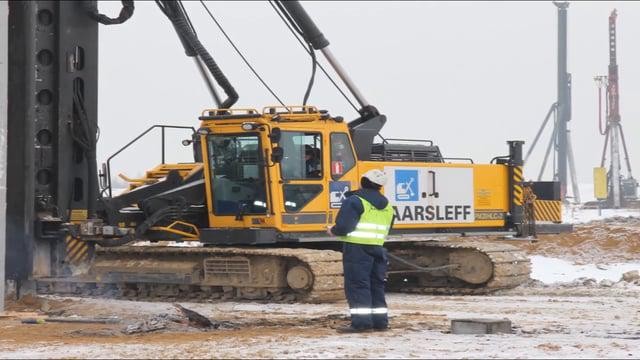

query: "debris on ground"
(621, 270), (639, 282)
(21, 316), (120, 325)
(122, 306), (236, 335)
(122, 314), (177, 335)
(173, 303), (216, 329)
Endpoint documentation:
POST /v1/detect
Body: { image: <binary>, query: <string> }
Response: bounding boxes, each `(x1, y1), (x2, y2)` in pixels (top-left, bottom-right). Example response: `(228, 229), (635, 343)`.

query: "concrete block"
(451, 318), (512, 334)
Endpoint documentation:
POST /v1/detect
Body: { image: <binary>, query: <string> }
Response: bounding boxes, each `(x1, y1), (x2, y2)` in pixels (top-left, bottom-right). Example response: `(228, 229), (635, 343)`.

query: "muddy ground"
(1, 287), (638, 359)
(1, 217), (639, 359)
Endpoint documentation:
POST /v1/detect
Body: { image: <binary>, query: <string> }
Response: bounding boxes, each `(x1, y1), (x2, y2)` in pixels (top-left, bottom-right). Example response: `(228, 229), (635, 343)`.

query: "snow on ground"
(530, 203), (640, 284)
(563, 205), (640, 224)
(530, 255), (640, 283)
(562, 182), (640, 224)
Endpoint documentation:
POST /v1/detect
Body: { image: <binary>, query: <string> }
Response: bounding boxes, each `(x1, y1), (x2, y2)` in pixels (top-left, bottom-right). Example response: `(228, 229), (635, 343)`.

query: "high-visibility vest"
(341, 196), (394, 246)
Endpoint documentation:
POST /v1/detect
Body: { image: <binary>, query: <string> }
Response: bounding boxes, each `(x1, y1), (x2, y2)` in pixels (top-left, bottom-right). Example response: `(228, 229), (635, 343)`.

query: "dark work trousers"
(342, 242), (389, 329)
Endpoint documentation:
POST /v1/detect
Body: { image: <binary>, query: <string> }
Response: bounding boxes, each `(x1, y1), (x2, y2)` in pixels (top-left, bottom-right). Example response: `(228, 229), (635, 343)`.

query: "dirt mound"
(4, 293), (74, 314)
(518, 216), (640, 264)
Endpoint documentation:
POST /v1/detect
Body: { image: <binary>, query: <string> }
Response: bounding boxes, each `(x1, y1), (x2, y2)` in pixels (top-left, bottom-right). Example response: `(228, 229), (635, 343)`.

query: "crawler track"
(37, 246), (344, 303)
(37, 240), (531, 302)
(386, 240), (531, 295)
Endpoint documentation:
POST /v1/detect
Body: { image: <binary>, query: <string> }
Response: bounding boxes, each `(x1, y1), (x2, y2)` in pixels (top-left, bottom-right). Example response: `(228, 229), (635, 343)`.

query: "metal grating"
(370, 143), (443, 163)
(204, 257), (250, 276)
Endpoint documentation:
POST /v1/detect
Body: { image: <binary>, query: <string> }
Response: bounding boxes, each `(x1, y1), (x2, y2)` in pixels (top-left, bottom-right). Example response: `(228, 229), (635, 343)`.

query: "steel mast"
(595, 10), (637, 208)
(524, 1), (580, 203)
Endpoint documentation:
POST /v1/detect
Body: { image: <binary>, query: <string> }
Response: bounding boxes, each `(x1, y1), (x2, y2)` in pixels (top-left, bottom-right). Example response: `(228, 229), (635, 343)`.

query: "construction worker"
(327, 169), (394, 333)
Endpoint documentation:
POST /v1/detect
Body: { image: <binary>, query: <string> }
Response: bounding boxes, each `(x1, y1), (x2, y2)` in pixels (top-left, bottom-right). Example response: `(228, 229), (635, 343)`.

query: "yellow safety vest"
(341, 196), (394, 246)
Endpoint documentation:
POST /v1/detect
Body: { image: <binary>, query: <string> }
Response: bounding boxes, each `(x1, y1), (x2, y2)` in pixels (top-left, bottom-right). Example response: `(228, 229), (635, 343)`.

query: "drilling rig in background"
(525, 2), (580, 206)
(591, 9), (639, 209)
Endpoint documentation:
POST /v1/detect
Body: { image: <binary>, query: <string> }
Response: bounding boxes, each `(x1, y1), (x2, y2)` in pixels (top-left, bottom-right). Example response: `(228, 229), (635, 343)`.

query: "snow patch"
(563, 205), (640, 224)
(530, 255), (640, 283)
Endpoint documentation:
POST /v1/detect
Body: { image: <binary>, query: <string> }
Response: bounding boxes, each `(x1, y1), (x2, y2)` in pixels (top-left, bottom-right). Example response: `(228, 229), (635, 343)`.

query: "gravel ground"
(1, 283), (639, 359)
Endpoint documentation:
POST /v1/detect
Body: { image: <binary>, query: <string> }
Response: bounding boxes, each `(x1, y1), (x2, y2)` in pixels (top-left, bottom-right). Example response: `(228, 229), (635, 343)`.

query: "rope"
(387, 252), (460, 273)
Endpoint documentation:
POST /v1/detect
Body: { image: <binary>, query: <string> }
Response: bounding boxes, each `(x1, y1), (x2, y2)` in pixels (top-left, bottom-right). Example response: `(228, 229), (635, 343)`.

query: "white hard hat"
(363, 169), (388, 186)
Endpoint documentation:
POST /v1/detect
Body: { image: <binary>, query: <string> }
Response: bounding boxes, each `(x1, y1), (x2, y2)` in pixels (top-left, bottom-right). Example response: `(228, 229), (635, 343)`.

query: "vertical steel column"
(607, 10), (622, 208)
(508, 141), (525, 236)
(7, 1), (98, 286)
(610, 125), (621, 207)
(7, 0), (37, 285)
(555, 1), (570, 200)
(0, 0), (9, 311)
(566, 130), (581, 203)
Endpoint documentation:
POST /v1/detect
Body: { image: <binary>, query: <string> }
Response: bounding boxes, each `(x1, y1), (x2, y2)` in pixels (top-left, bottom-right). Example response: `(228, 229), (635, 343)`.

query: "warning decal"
(384, 166), (474, 224)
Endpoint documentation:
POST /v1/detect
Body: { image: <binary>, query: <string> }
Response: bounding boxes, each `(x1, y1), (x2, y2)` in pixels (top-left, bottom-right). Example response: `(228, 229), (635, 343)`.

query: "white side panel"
(384, 166), (474, 224)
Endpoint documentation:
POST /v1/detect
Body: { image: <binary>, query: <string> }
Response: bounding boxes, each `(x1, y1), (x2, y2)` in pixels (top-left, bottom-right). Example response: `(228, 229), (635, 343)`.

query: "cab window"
(330, 133), (356, 180)
(283, 184), (323, 212)
(207, 134), (267, 215)
(280, 132), (323, 180)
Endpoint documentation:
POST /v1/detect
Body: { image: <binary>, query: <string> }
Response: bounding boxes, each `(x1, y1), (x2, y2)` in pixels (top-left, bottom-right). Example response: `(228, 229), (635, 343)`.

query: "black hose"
(94, 205), (182, 247)
(70, 83), (99, 218)
(157, 1), (238, 109)
(86, 148), (99, 218)
(273, 2), (317, 106)
(84, 0), (134, 25)
(94, 233), (137, 248)
(302, 43), (317, 105)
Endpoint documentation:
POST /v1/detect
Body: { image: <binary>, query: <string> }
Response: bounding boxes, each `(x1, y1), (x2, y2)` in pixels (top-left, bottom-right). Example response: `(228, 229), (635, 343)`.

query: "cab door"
(276, 130), (329, 232)
(327, 132), (359, 223)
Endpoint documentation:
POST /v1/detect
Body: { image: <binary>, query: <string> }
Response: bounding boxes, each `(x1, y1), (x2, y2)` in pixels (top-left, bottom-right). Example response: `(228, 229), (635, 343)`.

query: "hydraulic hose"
(171, 16), (238, 108)
(83, 0), (134, 25)
(157, 1), (238, 108)
(93, 233), (136, 248)
(94, 205), (182, 247)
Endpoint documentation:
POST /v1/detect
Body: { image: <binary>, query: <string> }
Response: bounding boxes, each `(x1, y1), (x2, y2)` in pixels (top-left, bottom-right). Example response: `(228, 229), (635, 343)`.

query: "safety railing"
(376, 134), (434, 147)
(102, 125), (195, 198)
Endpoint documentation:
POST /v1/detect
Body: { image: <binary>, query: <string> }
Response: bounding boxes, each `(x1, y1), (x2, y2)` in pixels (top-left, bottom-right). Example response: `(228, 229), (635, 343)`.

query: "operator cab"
(197, 106), (359, 244)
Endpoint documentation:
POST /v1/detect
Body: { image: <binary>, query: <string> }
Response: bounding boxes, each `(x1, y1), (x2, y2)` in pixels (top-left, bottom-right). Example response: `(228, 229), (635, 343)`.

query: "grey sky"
(97, 1), (640, 198)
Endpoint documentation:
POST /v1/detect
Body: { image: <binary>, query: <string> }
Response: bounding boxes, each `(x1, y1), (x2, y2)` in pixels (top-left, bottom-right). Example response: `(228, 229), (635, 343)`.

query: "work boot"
(335, 325), (373, 334)
(373, 326), (389, 332)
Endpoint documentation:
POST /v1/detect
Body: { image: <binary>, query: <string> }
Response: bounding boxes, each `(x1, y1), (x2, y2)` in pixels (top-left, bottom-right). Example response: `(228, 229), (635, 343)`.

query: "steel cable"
(199, 1), (286, 107)
(268, 1), (359, 113)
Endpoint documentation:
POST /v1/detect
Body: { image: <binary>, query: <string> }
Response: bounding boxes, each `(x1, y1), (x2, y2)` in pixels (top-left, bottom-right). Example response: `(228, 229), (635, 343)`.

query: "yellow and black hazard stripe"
(533, 200), (562, 223)
(512, 166), (524, 206)
(65, 236), (90, 265)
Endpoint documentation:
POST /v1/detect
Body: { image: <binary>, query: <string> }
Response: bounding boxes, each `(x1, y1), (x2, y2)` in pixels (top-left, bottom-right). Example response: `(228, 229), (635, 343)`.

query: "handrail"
(490, 155), (510, 164)
(375, 135), (434, 146)
(104, 125), (195, 198)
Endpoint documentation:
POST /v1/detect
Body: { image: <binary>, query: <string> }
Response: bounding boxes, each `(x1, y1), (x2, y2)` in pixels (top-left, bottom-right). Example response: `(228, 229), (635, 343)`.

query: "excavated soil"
(516, 216), (640, 264)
